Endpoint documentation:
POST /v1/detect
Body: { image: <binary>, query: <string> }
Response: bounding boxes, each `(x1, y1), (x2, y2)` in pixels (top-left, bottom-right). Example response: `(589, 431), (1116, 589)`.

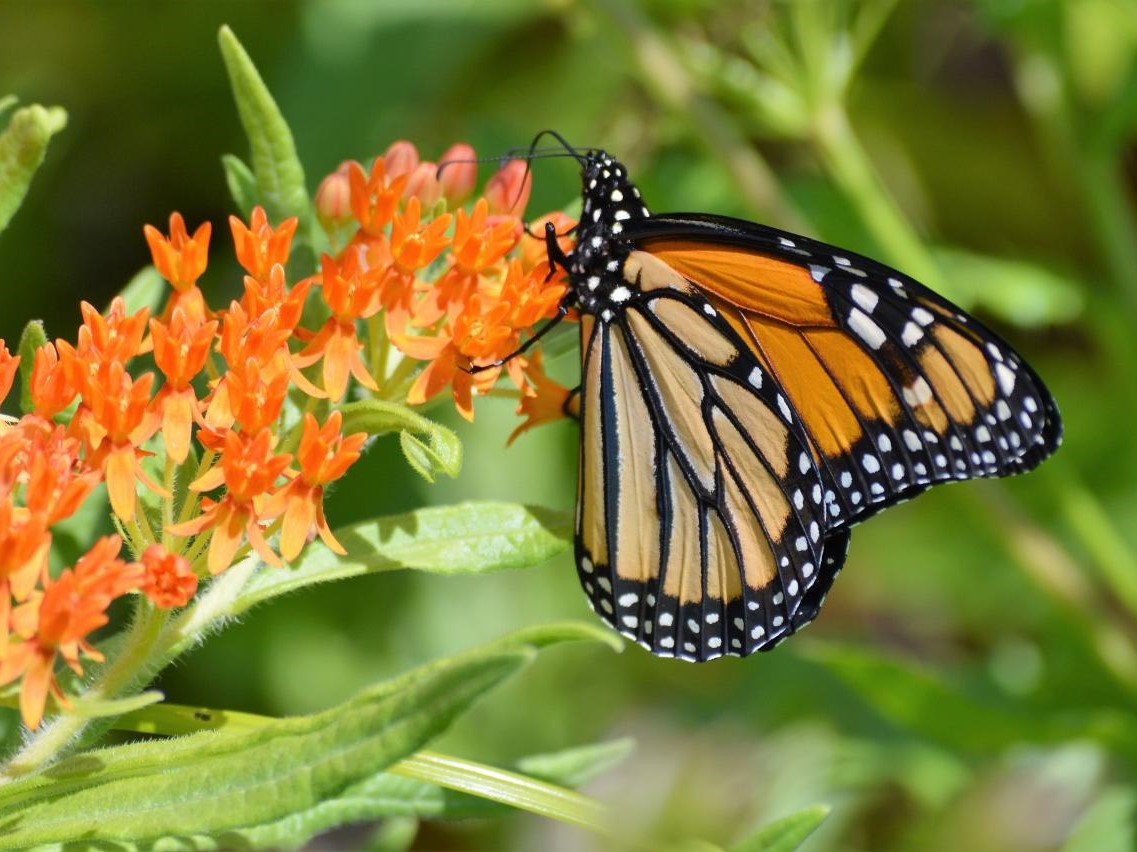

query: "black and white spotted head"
(579, 150), (652, 236)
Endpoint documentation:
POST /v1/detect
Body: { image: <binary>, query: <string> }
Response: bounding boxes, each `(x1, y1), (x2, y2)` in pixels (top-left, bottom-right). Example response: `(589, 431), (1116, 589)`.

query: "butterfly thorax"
(569, 151), (652, 321)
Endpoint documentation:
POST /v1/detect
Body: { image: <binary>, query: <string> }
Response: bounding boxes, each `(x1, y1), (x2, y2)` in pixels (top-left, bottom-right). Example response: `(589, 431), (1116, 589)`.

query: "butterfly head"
(580, 150), (651, 236)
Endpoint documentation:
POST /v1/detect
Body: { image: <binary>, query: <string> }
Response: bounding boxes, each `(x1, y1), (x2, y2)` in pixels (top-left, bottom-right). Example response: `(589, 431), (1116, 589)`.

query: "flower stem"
(0, 605), (170, 783)
(812, 103), (944, 292)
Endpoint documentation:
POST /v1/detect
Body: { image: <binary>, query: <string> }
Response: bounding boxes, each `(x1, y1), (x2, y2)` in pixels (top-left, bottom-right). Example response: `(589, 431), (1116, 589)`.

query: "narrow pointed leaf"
(112, 266), (167, 318)
(16, 319), (47, 415)
(732, 804), (831, 852)
(230, 502), (571, 615)
(217, 25), (322, 272)
(516, 738), (635, 787)
(0, 649), (532, 847)
(221, 152), (258, 218)
(69, 690), (164, 721)
(0, 103), (67, 233)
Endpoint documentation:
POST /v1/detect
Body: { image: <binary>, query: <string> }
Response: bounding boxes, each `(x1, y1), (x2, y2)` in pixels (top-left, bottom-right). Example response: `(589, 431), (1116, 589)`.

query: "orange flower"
(0, 341), (19, 406)
(438, 142), (477, 204)
(0, 498), (51, 624)
(139, 544), (197, 608)
(149, 309), (216, 464)
(499, 259), (567, 330)
(484, 159), (532, 217)
(348, 159), (409, 238)
(144, 213), (211, 322)
(82, 362), (163, 521)
(28, 343), (77, 419)
(390, 196), (453, 272)
(412, 199), (518, 329)
(230, 206), (298, 283)
(241, 264), (312, 334)
(508, 350), (572, 444)
(21, 420), (100, 525)
(294, 256), (382, 400)
(220, 357), (291, 434)
(75, 297), (149, 370)
(266, 411), (366, 561)
(168, 428), (292, 574)
(402, 294), (516, 421)
(0, 535), (143, 729)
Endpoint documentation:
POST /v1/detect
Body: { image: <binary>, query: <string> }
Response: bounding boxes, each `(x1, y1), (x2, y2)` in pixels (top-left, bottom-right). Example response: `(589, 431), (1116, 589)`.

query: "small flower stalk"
(0, 137), (576, 735)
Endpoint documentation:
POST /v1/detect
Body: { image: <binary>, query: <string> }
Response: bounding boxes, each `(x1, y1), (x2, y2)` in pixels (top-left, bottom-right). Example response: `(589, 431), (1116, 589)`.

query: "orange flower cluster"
(0, 138), (577, 730)
(311, 140), (577, 422)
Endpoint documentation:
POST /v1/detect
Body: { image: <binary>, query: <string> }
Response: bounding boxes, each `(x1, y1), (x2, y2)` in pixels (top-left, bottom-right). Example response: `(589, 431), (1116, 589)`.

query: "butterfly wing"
(623, 213), (1062, 529)
(575, 253), (851, 660)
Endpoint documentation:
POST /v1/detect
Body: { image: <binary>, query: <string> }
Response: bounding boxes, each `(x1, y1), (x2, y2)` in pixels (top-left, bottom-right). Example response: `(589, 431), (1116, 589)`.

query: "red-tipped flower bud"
(485, 159), (532, 216)
(404, 161), (442, 207)
(383, 140), (419, 179)
(438, 143), (477, 204)
(315, 161), (354, 231)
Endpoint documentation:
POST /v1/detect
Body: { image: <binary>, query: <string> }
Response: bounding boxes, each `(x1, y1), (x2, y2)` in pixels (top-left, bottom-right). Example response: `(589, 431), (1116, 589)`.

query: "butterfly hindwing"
(575, 267), (846, 660)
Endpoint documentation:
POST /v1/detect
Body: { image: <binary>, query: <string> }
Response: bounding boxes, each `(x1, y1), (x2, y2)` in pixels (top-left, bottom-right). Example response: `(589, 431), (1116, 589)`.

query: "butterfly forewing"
(630, 216), (1061, 529)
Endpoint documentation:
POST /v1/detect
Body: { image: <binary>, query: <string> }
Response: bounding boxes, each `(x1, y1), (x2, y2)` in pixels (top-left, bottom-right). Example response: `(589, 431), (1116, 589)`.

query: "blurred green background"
(3, 0), (1137, 849)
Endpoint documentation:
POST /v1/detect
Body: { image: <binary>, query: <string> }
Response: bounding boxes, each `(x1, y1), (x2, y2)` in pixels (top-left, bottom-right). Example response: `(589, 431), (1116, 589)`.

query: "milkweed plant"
(0, 22), (851, 849)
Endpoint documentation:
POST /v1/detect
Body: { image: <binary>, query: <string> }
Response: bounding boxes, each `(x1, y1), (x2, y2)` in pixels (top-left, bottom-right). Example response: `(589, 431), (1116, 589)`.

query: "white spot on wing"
(851, 283), (879, 313)
(848, 308), (886, 349)
(901, 322), (923, 347)
(903, 377), (933, 407)
(996, 362), (1016, 395)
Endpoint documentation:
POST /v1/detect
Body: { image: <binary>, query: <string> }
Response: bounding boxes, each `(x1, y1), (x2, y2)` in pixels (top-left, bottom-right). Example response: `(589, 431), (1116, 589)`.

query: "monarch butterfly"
(532, 139), (1062, 662)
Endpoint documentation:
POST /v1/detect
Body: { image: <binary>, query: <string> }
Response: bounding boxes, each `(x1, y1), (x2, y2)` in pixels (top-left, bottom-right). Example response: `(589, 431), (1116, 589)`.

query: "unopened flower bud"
(438, 143), (477, 204)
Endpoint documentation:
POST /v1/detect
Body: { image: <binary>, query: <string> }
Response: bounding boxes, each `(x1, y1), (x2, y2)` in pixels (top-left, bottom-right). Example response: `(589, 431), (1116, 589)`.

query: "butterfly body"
(552, 149), (1061, 662)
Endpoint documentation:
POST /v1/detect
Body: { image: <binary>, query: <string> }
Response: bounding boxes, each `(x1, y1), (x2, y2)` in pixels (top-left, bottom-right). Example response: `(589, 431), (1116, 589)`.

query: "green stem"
(378, 352), (419, 401)
(812, 103), (944, 291)
(165, 556), (259, 658)
(974, 484), (1137, 698)
(162, 455), (176, 549)
(0, 605), (171, 783)
(594, 0), (809, 230)
(1054, 471), (1137, 620)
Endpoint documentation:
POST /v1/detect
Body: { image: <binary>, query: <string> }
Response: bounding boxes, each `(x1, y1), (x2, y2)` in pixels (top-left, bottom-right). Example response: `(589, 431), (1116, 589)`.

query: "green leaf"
(69, 691), (164, 721)
(0, 103), (67, 234)
(221, 152), (258, 218)
(808, 644), (1137, 762)
(1062, 786), (1137, 852)
(732, 804), (831, 852)
(112, 266), (168, 318)
(367, 816), (419, 852)
(516, 738), (636, 787)
(217, 25), (323, 274)
(16, 319), (47, 415)
(230, 501), (572, 615)
(340, 398), (462, 481)
(400, 430), (443, 482)
(0, 648), (532, 847)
